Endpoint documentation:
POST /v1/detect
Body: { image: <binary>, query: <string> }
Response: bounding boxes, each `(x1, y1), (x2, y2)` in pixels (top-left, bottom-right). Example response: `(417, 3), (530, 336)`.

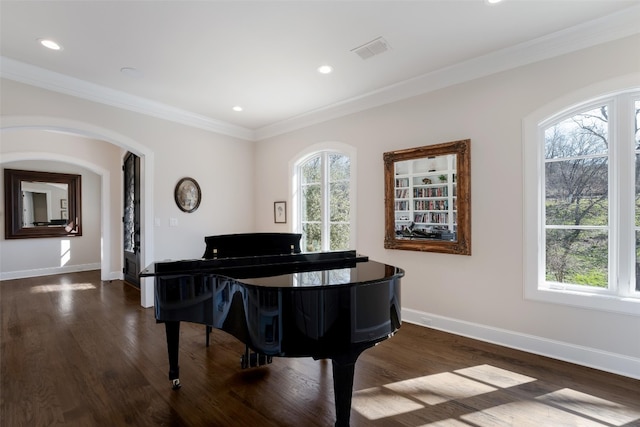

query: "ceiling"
(1, 1), (639, 140)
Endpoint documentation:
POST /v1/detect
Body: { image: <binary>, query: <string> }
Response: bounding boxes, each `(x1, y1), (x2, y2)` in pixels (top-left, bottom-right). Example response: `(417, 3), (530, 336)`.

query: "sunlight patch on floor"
(418, 419), (476, 426)
(352, 364), (638, 425)
(386, 372), (497, 405)
(352, 386), (424, 420)
(352, 369), (499, 420)
(30, 283), (96, 293)
(460, 400), (606, 426)
(454, 364), (536, 388)
(536, 388), (640, 426)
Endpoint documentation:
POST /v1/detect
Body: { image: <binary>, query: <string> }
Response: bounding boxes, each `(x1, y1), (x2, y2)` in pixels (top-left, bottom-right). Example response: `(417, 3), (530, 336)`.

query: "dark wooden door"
(123, 152), (141, 288)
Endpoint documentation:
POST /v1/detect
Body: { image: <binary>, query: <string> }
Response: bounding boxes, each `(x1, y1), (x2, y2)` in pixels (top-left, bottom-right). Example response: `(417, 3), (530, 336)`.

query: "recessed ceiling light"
(317, 65), (333, 74)
(38, 38), (62, 50)
(233, 106), (243, 112)
(485, 0), (503, 4)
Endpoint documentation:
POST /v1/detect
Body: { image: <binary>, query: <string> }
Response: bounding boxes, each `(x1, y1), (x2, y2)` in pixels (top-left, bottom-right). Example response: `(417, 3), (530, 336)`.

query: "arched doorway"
(0, 116), (155, 307)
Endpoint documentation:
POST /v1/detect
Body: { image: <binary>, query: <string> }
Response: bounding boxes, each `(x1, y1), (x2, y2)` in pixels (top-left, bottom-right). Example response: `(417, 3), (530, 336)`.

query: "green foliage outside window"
(544, 100), (640, 290)
(544, 106), (610, 288)
(300, 152), (351, 252)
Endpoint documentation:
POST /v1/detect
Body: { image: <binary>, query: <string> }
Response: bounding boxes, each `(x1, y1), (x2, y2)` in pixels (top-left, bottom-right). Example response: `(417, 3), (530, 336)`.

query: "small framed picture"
(61, 210), (68, 220)
(60, 199), (67, 209)
(274, 201), (286, 223)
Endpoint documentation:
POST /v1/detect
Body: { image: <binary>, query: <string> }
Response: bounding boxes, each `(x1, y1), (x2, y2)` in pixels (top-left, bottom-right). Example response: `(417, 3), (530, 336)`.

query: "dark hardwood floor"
(2, 270), (639, 426)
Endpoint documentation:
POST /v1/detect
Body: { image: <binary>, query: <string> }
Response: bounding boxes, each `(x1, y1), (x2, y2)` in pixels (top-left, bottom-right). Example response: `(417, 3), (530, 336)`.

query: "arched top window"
(523, 87), (640, 316)
(291, 143), (356, 252)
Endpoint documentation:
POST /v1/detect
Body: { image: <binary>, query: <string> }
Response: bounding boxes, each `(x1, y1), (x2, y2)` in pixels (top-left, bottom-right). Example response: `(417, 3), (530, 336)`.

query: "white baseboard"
(402, 308), (640, 380)
(0, 263), (101, 281)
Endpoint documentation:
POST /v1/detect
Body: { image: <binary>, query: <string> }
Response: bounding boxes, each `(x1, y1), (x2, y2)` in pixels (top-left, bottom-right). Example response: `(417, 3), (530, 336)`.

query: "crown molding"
(254, 4), (640, 140)
(1, 4), (638, 142)
(0, 56), (256, 141)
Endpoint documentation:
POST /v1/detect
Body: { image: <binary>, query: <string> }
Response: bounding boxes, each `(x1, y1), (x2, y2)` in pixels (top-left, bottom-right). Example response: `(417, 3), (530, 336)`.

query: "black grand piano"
(140, 233), (403, 427)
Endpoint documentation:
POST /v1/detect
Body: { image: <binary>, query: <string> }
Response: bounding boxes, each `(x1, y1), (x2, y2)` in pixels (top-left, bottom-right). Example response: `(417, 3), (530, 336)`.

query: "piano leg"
(331, 354), (359, 427)
(165, 321), (181, 390)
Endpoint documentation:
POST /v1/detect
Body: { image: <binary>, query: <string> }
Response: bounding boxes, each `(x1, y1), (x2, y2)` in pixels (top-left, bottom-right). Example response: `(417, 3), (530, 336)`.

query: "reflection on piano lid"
(240, 259), (395, 288)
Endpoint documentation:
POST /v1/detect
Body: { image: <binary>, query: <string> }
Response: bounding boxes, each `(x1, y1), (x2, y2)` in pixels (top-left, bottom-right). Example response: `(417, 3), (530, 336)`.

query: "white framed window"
(524, 86), (640, 316)
(291, 143), (356, 252)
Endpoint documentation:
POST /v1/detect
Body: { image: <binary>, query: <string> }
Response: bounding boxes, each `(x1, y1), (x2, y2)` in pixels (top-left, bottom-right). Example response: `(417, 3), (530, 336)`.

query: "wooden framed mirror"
(384, 139), (471, 255)
(4, 168), (82, 239)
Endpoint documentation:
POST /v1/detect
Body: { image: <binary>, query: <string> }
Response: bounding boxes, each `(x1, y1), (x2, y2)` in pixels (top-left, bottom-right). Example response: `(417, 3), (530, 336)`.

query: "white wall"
(254, 35), (640, 378)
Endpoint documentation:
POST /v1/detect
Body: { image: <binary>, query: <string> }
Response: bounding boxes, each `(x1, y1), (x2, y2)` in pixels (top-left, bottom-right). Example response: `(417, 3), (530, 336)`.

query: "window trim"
(290, 142), (357, 251)
(523, 78), (640, 317)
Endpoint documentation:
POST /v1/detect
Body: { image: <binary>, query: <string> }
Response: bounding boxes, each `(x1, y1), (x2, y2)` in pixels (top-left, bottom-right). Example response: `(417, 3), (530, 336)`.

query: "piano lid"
(140, 250), (371, 279)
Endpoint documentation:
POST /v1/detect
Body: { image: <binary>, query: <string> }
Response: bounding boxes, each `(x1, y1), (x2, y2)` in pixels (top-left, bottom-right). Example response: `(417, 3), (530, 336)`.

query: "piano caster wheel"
(171, 379), (181, 390)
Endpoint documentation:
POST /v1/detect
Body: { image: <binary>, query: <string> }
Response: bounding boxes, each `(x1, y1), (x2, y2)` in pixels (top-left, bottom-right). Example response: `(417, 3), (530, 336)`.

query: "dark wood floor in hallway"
(2, 270), (639, 426)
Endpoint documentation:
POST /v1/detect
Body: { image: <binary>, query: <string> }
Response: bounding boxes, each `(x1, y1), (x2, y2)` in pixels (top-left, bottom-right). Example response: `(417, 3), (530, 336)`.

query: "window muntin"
(297, 151), (351, 252)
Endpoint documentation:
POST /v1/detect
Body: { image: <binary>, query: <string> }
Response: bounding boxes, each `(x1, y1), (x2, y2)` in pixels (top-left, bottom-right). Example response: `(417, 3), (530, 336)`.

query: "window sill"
(525, 286), (640, 317)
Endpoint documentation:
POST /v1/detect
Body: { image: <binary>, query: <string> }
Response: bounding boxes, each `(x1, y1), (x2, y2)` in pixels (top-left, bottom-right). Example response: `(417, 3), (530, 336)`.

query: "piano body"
(140, 233), (403, 427)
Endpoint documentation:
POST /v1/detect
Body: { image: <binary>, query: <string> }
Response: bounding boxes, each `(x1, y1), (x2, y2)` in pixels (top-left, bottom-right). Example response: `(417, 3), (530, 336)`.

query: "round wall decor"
(174, 177), (201, 213)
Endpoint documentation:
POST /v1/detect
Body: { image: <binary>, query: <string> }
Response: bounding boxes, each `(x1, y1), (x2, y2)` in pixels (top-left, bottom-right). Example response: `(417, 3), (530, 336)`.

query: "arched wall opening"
(0, 116), (155, 307)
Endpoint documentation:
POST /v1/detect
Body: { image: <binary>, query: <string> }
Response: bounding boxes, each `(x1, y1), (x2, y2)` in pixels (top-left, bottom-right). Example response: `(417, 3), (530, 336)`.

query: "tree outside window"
(544, 105), (609, 287)
(298, 151), (351, 252)
(541, 94), (639, 295)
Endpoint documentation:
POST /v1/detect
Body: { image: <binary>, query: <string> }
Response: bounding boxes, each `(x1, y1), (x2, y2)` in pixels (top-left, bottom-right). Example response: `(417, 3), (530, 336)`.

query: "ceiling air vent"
(351, 37), (390, 60)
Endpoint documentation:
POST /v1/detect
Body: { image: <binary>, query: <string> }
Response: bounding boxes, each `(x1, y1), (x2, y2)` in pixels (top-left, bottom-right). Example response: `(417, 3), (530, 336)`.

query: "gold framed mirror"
(4, 168), (82, 239)
(384, 139), (471, 255)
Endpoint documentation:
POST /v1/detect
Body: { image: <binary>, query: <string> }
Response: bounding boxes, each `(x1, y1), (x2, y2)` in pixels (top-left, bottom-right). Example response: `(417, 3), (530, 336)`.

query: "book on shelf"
(413, 200), (449, 211)
(395, 188), (409, 198)
(413, 186), (448, 198)
(395, 178), (410, 188)
(395, 200), (409, 210)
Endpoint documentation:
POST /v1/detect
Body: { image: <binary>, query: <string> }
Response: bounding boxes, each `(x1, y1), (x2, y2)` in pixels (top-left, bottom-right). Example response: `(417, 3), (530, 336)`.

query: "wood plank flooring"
(2, 270), (639, 426)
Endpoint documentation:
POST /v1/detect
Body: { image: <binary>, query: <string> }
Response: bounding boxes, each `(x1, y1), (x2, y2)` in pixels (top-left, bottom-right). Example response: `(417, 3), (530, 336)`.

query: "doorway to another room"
(123, 152), (141, 288)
